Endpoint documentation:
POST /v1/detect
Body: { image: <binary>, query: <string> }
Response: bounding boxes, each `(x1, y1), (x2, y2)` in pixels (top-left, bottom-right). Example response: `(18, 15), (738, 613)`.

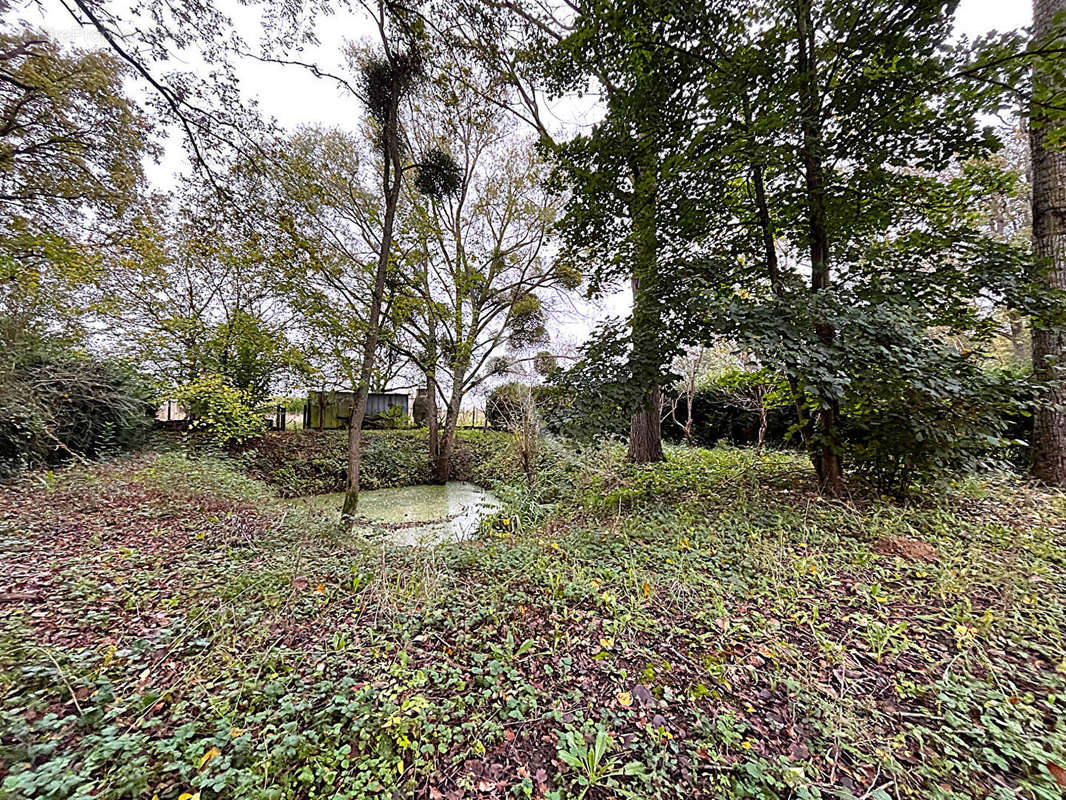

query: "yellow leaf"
(314, 584), (325, 594)
(230, 727), (243, 738)
(198, 746), (220, 770)
(178, 794), (201, 800)
(397, 758), (405, 774)
(599, 637), (614, 649)
(617, 691), (633, 707)
(642, 582), (651, 598)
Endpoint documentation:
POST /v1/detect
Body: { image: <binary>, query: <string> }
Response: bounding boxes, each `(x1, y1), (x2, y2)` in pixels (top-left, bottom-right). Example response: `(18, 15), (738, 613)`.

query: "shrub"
(666, 370), (796, 448)
(0, 354), (153, 476)
(171, 374), (266, 446)
(842, 360), (1029, 495)
(364, 404), (409, 430)
(240, 429), (516, 497)
(486, 382), (523, 430)
(487, 382), (556, 432)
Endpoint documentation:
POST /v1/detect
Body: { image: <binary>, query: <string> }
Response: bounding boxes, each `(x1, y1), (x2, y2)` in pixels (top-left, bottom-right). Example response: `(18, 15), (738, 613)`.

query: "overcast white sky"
(20, 0), (1037, 354)
(30, 0), (1032, 177)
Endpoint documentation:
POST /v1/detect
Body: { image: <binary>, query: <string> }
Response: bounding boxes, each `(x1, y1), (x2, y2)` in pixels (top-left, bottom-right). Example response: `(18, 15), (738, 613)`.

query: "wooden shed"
(303, 390), (409, 429)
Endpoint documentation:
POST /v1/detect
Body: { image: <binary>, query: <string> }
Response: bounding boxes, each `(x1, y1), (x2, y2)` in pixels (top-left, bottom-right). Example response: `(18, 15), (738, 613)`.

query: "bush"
(171, 374), (266, 446)
(666, 370), (796, 448)
(841, 361), (1029, 495)
(363, 404), (410, 430)
(486, 382), (523, 430)
(0, 354), (153, 476)
(487, 382), (556, 431)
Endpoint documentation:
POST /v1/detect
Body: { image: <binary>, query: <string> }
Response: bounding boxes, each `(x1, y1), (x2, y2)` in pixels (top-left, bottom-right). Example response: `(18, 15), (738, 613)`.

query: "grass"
(0, 439), (1065, 799)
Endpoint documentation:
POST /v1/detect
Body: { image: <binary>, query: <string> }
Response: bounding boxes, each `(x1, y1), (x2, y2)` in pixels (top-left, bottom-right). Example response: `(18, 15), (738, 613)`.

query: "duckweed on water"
(291, 481), (502, 545)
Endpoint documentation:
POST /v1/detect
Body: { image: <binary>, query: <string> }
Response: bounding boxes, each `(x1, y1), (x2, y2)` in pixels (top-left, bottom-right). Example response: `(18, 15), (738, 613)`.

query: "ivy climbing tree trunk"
(1030, 0), (1066, 486)
(627, 151), (664, 464)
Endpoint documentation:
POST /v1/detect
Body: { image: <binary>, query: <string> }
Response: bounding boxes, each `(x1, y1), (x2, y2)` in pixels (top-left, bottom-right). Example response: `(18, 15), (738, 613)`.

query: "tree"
(269, 8), (460, 521)
(657, 0), (1036, 495)
(1030, 0), (1066, 485)
(438, 0), (709, 463)
(395, 80), (574, 481)
(667, 345), (716, 444)
(102, 183), (304, 401)
(0, 26), (151, 359)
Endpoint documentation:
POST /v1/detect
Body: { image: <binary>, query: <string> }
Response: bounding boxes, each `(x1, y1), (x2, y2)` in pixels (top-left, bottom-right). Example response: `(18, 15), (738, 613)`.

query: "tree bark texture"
(1030, 0), (1066, 486)
(426, 372), (441, 477)
(626, 152), (664, 463)
(795, 0), (844, 497)
(342, 100), (403, 522)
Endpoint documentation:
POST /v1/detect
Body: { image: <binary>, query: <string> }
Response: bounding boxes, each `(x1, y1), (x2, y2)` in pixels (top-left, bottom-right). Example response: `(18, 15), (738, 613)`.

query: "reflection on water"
(293, 482), (501, 545)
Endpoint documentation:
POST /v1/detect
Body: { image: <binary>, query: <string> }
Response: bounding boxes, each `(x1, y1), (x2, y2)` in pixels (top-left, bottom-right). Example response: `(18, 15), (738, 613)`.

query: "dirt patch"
(872, 536), (938, 561)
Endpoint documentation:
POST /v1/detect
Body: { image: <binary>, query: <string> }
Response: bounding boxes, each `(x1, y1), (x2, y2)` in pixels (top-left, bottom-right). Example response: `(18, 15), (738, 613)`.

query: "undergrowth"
(1, 443), (1064, 799)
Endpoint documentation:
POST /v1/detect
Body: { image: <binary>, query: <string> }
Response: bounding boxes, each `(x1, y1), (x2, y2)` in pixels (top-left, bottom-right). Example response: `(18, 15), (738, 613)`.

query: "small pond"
(292, 482), (502, 546)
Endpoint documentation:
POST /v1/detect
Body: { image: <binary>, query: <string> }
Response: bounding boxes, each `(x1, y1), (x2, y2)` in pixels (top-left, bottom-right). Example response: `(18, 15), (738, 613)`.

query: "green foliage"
(555, 724), (649, 798)
(546, 321), (641, 439)
(665, 367), (794, 447)
(171, 374), (266, 446)
(6, 442), (1066, 797)
(363, 404), (409, 430)
(413, 148), (462, 198)
(0, 344), (153, 477)
(2, 443), (1066, 798)
(902, 670), (1066, 798)
(242, 429), (514, 496)
(104, 186), (307, 400)
(199, 310), (308, 404)
(0, 27), (151, 341)
(842, 359), (1032, 495)
(533, 0), (1039, 489)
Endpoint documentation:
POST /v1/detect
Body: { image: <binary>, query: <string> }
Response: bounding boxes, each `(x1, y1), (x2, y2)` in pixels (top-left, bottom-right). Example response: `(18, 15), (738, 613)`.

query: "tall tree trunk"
(746, 96), (813, 453)
(627, 153), (664, 463)
(1030, 0), (1066, 486)
(796, 0), (844, 497)
(436, 406), (460, 483)
(435, 365), (466, 483)
(426, 371), (440, 474)
(629, 385), (664, 461)
(342, 119), (401, 523)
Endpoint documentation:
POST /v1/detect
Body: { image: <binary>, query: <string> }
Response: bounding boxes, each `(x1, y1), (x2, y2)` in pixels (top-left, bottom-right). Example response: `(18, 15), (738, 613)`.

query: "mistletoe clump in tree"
(269, 1), (461, 523)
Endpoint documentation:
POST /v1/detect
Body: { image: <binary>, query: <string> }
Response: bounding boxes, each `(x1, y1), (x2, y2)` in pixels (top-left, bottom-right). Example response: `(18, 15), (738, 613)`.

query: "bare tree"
(507, 384), (540, 487)
(667, 346), (716, 444)
(394, 76), (575, 482)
